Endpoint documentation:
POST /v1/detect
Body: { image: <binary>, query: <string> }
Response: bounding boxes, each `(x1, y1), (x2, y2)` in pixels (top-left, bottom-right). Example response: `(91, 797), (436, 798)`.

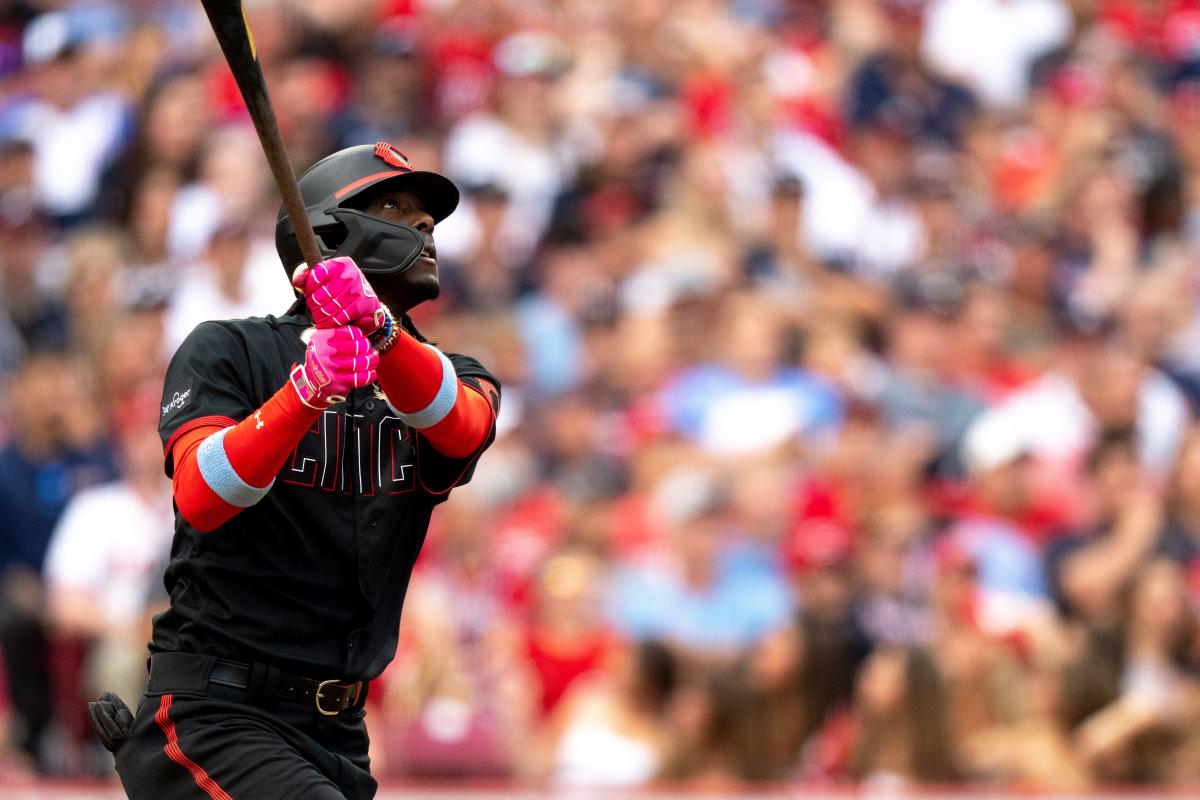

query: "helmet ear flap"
(275, 209), (342, 277)
(329, 209), (424, 276)
(315, 223), (348, 254)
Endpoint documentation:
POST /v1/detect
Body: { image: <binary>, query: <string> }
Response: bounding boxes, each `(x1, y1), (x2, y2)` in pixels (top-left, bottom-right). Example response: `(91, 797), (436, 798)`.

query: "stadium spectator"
(43, 405), (172, 711)
(545, 639), (677, 787)
(0, 350), (116, 771)
(846, 645), (958, 784)
(607, 469), (794, 660)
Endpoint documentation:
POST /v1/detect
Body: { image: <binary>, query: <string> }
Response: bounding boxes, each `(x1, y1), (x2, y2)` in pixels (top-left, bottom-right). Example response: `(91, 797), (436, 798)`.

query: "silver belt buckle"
(315, 679), (342, 716)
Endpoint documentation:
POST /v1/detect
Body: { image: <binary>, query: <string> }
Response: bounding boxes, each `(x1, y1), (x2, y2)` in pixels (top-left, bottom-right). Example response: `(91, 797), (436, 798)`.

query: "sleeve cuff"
(196, 428), (274, 508)
(384, 345), (458, 429)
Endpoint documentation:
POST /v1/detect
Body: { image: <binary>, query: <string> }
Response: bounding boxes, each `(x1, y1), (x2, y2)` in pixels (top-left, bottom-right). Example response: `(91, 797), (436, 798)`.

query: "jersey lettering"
(283, 409), (415, 494)
(379, 416), (416, 495)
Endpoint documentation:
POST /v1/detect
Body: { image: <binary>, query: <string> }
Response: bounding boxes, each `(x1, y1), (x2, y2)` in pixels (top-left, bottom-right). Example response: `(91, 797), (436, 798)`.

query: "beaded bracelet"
(369, 306), (394, 347)
(373, 306), (403, 355)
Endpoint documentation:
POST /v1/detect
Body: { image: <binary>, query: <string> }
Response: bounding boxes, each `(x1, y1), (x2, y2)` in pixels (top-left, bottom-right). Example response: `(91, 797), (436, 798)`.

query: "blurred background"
(2, 0), (1200, 794)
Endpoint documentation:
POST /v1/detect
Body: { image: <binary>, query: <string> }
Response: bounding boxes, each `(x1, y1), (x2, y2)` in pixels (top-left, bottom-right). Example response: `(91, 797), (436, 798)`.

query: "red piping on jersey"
(154, 694), (233, 800)
(333, 169), (409, 200)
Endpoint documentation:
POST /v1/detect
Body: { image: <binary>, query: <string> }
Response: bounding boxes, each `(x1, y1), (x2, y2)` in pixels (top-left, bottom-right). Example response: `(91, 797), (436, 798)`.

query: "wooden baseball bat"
(199, 0), (322, 268)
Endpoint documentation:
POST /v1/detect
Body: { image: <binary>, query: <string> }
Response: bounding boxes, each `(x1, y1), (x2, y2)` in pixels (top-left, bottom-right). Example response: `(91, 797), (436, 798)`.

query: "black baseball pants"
(112, 654), (377, 800)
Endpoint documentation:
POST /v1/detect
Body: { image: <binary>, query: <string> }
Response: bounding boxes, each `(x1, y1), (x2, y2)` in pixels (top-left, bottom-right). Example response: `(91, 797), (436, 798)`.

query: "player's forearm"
(376, 332), (495, 459)
(171, 383), (322, 532)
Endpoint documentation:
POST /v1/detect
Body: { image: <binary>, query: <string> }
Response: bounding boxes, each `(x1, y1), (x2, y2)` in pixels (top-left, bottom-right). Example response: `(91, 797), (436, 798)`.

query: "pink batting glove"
(292, 256), (387, 335)
(290, 326), (379, 409)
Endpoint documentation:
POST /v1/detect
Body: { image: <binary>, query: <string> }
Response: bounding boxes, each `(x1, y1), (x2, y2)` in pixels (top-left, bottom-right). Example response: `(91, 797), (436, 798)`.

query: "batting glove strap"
(384, 346), (458, 428)
(290, 364), (335, 409)
(196, 427), (275, 508)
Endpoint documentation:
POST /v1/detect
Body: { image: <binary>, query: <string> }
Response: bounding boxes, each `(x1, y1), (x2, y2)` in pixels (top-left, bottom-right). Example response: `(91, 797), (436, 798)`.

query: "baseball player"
(88, 142), (500, 799)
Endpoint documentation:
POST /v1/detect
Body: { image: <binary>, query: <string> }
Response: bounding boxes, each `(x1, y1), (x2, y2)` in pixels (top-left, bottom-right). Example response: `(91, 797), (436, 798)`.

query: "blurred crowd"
(3, 0), (1200, 790)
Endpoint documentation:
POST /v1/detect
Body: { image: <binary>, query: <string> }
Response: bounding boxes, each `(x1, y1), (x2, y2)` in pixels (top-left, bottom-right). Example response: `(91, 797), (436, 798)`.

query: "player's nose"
(410, 209), (434, 234)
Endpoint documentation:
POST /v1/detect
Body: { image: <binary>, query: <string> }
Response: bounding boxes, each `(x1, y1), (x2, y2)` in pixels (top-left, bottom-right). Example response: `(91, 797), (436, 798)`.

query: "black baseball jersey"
(152, 313), (499, 681)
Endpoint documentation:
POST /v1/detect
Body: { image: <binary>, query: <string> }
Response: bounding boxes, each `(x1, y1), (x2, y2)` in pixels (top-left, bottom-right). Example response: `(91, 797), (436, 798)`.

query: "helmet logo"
(374, 142), (413, 171)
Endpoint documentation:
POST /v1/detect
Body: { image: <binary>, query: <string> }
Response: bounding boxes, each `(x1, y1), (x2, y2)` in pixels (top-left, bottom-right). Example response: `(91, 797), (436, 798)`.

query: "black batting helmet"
(274, 141), (460, 278)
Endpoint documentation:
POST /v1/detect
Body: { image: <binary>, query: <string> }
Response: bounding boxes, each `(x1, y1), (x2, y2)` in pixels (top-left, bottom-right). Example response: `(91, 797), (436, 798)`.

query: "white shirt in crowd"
(923, 0), (1073, 109)
(6, 93), (128, 217)
(44, 482), (176, 629)
(553, 717), (661, 788)
(444, 113), (572, 261)
(774, 130), (926, 277)
(164, 238), (296, 354)
(963, 370), (1189, 478)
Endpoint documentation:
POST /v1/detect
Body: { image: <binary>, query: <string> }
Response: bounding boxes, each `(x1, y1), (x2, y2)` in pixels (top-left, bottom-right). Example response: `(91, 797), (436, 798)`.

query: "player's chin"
(409, 275), (441, 303)
(377, 259), (439, 307)
(406, 259), (440, 300)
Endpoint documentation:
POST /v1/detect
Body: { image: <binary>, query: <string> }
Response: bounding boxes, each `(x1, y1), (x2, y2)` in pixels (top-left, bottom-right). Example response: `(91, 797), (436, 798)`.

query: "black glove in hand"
(87, 691), (133, 753)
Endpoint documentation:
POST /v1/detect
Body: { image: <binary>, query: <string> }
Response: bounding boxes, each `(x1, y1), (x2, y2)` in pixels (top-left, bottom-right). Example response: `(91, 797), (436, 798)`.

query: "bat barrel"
(199, 0), (323, 268)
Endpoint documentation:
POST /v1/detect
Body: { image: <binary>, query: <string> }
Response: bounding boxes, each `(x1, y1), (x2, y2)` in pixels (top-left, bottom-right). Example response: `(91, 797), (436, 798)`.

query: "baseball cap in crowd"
(784, 517), (853, 574)
(652, 468), (728, 528)
(22, 6), (129, 66)
(373, 16), (420, 58)
(962, 412), (1030, 476)
(891, 269), (968, 319)
(121, 267), (173, 312)
(493, 31), (572, 79)
(1171, 60), (1200, 111)
(771, 174), (806, 200)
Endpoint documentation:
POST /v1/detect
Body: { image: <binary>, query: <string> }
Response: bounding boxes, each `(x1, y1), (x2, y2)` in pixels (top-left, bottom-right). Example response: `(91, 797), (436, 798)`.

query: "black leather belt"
(147, 653), (366, 717)
(209, 660), (364, 716)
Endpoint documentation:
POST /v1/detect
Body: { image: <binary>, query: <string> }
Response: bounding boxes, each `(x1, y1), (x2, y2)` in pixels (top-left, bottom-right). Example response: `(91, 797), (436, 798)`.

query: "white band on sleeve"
(387, 345), (458, 429)
(197, 427), (274, 507)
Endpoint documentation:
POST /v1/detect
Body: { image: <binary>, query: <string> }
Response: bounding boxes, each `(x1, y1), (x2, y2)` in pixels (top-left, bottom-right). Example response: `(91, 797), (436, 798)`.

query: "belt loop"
(351, 679), (369, 711)
(245, 661), (278, 705)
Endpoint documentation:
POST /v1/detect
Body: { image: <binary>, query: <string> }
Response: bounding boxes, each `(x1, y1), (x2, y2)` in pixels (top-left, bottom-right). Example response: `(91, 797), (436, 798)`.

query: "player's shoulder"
(444, 351), (499, 386)
(445, 350), (501, 406)
(202, 312), (310, 337)
(179, 313), (310, 349)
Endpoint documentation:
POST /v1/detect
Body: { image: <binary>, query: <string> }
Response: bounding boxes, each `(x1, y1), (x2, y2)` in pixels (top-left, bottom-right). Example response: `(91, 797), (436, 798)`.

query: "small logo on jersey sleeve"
(161, 377), (195, 419)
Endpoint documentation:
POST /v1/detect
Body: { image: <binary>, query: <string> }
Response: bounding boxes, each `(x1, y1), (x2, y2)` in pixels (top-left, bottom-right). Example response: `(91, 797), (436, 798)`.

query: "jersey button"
(365, 400), (375, 411)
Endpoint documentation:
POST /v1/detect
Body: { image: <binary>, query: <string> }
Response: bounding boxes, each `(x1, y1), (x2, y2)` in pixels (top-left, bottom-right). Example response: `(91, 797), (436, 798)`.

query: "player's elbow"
(172, 430), (262, 533)
(419, 383), (496, 459)
(173, 476), (235, 533)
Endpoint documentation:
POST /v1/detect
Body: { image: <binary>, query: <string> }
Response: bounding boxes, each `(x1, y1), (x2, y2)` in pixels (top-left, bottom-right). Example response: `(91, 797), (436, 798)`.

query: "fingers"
(313, 295), (374, 325)
(309, 257), (357, 290)
(314, 328), (378, 371)
(291, 263), (311, 291)
(302, 256), (382, 332)
(323, 325), (370, 347)
(304, 327), (377, 406)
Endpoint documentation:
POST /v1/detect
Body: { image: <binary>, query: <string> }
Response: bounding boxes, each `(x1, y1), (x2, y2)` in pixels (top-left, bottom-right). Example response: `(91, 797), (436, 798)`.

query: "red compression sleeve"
(222, 383), (323, 485)
(169, 383), (322, 532)
(421, 384), (496, 459)
(171, 426), (232, 532)
(376, 332), (496, 459)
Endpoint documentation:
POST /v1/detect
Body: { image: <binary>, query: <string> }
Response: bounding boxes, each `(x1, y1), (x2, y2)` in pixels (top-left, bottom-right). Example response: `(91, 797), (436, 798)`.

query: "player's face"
(360, 187), (439, 309)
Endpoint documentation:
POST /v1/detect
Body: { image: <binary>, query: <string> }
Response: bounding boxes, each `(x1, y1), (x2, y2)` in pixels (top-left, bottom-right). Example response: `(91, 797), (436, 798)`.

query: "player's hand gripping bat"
(199, 0), (322, 269)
